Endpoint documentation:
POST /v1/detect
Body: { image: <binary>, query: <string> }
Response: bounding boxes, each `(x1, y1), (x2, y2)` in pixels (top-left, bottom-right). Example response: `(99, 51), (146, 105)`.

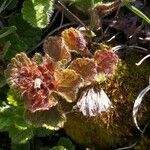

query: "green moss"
(63, 52), (150, 149)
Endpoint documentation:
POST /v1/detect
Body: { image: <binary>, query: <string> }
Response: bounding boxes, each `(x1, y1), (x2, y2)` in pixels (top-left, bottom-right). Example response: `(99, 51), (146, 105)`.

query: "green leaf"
(9, 14), (42, 48)
(6, 0), (19, 10)
(22, 0), (54, 28)
(0, 27), (28, 60)
(0, 0), (19, 11)
(11, 142), (30, 150)
(25, 107), (66, 130)
(0, 106), (13, 130)
(0, 102), (33, 144)
(122, 0), (150, 24)
(0, 41), (11, 58)
(58, 137), (75, 150)
(7, 89), (24, 106)
(8, 125), (33, 144)
(0, 75), (6, 88)
(34, 127), (53, 137)
(7, 92), (18, 106)
(0, 26), (16, 39)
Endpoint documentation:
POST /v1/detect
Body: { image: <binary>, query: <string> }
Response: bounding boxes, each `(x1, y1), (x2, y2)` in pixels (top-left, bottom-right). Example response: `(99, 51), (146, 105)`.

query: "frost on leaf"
(44, 36), (71, 62)
(73, 85), (112, 117)
(55, 69), (83, 102)
(25, 107), (66, 130)
(94, 50), (118, 77)
(5, 53), (58, 112)
(68, 58), (97, 84)
(61, 27), (88, 54)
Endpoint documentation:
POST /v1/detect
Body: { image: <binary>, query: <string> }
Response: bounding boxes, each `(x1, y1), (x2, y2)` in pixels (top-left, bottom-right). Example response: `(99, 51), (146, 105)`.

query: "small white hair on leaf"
(74, 87), (112, 117)
(133, 84), (150, 132)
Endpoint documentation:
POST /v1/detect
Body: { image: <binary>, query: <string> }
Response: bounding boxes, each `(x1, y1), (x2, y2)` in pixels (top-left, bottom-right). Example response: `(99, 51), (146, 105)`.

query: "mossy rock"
(63, 51), (150, 149)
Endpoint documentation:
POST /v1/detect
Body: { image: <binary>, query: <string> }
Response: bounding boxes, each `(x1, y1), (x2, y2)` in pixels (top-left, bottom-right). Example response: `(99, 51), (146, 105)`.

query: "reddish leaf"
(44, 36), (71, 62)
(5, 53), (58, 112)
(94, 50), (118, 77)
(61, 27), (88, 54)
(68, 58), (97, 84)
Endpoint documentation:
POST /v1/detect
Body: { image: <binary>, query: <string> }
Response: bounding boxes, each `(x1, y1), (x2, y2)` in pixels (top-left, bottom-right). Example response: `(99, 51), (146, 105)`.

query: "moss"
(135, 137), (150, 150)
(62, 51), (150, 149)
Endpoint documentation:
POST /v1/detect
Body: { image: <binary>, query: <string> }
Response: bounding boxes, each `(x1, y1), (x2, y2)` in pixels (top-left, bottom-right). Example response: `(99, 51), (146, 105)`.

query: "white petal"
(75, 87), (112, 117)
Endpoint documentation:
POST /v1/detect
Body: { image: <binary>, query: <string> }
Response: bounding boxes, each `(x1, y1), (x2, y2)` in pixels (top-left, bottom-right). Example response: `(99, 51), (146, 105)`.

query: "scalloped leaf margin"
(22, 0), (54, 28)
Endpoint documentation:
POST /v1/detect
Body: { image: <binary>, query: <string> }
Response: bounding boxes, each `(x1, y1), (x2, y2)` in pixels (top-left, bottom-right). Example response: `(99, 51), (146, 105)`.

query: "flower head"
(74, 85), (112, 117)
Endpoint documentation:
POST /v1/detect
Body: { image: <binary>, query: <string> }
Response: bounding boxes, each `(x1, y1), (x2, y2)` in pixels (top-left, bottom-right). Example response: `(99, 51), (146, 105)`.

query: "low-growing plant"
(0, 0), (150, 149)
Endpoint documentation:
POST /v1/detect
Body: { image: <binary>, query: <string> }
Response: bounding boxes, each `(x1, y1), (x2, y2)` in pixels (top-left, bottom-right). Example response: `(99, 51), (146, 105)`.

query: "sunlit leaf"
(7, 91), (18, 106)
(61, 27), (88, 54)
(55, 69), (83, 102)
(22, 0), (54, 28)
(5, 53), (58, 112)
(68, 58), (97, 84)
(25, 107), (66, 130)
(44, 36), (71, 62)
(94, 50), (118, 77)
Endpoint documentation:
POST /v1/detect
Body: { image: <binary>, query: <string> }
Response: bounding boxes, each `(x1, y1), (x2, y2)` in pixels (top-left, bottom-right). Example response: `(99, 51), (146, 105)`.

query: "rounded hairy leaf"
(25, 107), (66, 130)
(61, 27), (89, 54)
(5, 53), (58, 112)
(44, 36), (71, 62)
(68, 58), (97, 84)
(22, 0), (54, 28)
(94, 50), (118, 77)
(55, 69), (83, 102)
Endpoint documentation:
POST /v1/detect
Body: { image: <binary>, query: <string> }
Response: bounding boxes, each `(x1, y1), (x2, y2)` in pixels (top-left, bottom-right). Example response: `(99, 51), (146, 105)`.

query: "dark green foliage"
(0, 27), (27, 60)
(58, 137), (75, 150)
(9, 14), (42, 49)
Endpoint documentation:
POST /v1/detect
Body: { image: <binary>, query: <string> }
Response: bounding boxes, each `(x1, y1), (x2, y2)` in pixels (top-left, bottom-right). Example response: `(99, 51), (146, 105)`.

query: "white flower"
(74, 87), (112, 117)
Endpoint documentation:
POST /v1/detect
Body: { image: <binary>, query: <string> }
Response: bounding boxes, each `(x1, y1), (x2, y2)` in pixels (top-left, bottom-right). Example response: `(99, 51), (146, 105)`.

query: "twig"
(43, 10), (60, 35)
(56, 1), (88, 30)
